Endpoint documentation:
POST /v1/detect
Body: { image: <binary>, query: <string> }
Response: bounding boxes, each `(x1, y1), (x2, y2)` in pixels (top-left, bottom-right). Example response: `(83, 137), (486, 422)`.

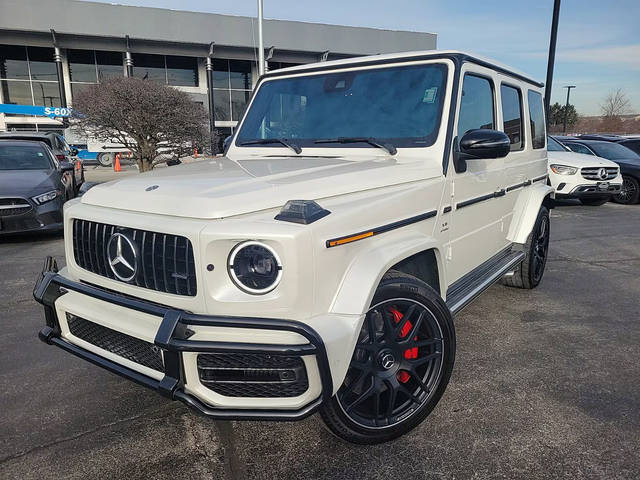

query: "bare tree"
(72, 77), (210, 172)
(600, 88), (630, 117)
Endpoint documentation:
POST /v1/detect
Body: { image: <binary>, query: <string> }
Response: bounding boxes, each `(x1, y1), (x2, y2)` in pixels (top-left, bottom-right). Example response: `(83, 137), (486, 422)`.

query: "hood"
(81, 155), (439, 219)
(547, 150), (618, 168)
(0, 169), (57, 198)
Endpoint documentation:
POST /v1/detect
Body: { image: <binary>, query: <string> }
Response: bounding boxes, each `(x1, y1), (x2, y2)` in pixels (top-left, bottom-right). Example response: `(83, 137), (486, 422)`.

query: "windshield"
(236, 63), (448, 149)
(547, 136), (568, 151)
(0, 144), (52, 170)
(589, 142), (640, 160)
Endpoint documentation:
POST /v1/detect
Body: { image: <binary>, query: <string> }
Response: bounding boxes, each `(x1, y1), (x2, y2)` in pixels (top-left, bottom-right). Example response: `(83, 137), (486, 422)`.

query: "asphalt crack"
(0, 403), (175, 465)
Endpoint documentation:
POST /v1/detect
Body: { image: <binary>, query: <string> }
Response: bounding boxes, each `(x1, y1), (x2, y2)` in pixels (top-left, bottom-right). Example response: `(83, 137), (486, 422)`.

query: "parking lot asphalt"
(1, 201), (639, 480)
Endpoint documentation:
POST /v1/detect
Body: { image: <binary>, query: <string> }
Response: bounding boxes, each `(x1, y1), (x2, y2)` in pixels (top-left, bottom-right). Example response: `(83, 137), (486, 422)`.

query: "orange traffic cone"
(114, 153), (122, 172)
(194, 148), (198, 158)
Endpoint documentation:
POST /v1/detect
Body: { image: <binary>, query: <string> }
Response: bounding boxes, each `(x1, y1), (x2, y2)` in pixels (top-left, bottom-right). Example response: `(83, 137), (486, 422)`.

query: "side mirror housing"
(223, 135), (232, 155)
(454, 129), (511, 172)
(71, 148), (79, 156)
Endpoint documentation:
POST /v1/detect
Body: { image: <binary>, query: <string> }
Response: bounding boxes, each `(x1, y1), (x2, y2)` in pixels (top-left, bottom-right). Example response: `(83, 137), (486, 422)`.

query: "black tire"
(501, 206), (550, 289)
(319, 270), (455, 444)
(97, 152), (114, 167)
(612, 175), (640, 205)
(579, 196), (610, 206)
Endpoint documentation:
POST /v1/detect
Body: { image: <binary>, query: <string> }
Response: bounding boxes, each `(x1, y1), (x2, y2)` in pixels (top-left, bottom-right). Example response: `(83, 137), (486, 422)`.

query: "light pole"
(544, 0), (562, 126)
(257, 0), (265, 77)
(562, 85), (576, 133)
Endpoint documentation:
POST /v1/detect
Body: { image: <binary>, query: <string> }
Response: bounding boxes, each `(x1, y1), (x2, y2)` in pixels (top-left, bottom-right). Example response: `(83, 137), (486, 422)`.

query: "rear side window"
(500, 84), (523, 151)
(458, 74), (495, 137)
(527, 90), (545, 149)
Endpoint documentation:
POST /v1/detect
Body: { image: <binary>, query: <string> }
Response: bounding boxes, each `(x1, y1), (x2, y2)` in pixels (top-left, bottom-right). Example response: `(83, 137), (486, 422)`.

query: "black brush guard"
(34, 256), (332, 421)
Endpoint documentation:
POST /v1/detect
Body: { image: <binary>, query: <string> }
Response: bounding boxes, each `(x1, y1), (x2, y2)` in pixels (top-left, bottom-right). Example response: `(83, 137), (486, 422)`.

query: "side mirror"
(223, 135), (232, 154)
(78, 181), (98, 196)
(59, 161), (75, 173)
(71, 148), (79, 156)
(454, 129), (511, 173)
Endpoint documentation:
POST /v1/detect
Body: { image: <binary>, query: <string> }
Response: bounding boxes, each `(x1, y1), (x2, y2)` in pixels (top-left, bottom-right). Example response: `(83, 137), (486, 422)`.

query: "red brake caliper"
(389, 307), (415, 383)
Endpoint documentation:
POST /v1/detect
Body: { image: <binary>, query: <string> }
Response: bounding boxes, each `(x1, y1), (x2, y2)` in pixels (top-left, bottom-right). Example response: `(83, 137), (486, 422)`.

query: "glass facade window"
(212, 59), (252, 122)
(32, 81), (60, 107)
(0, 80), (32, 105)
(0, 44), (29, 79)
(132, 53), (166, 82)
(96, 51), (123, 80)
(68, 49), (98, 83)
(27, 47), (57, 81)
(267, 61), (298, 71)
(132, 53), (198, 86)
(166, 55), (198, 86)
(0, 44), (59, 108)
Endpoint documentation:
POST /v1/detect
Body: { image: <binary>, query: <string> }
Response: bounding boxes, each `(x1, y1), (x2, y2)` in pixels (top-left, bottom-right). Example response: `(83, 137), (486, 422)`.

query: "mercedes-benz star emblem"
(598, 168), (607, 180)
(106, 233), (138, 282)
(381, 353), (396, 370)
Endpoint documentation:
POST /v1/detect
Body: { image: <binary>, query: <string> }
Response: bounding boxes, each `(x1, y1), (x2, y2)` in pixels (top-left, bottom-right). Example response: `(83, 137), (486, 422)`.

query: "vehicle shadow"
(0, 230), (63, 244)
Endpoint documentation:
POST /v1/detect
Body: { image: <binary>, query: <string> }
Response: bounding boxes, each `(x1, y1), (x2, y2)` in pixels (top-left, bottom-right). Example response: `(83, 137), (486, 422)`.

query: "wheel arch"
(329, 236), (445, 316)
(507, 183), (554, 245)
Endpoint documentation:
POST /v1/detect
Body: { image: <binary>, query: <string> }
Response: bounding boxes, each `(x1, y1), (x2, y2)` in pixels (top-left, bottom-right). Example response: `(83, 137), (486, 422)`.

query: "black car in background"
(0, 140), (76, 235)
(0, 132), (84, 193)
(576, 134), (640, 156)
(560, 138), (640, 205)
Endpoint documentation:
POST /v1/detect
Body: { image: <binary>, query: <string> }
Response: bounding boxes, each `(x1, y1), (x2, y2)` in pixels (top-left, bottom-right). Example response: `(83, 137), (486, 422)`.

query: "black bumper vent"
(67, 314), (164, 372)
(72, 219), (197, 296)
(197, 353), (308, 398)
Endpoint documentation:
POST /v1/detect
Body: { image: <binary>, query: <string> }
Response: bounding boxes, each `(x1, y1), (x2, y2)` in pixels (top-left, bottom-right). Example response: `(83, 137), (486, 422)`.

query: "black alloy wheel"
(531, 212), (550, 285)
(612, 175), (640, 205)
(319, 271), (455, 444)
(501, 205), (550, 289)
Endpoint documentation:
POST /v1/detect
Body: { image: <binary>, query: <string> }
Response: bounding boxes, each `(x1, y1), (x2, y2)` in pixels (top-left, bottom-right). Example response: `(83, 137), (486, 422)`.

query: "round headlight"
(228, 241), (282, 294)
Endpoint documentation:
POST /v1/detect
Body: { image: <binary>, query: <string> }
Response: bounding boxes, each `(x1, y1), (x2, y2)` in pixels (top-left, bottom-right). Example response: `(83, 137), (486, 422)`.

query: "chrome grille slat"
(72, 219), (196, 296)
(581, 167), (618, 181)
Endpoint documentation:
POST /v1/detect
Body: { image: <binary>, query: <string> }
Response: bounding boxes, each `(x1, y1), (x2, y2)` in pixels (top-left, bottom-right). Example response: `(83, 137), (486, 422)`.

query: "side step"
(446, 248), (525, 315)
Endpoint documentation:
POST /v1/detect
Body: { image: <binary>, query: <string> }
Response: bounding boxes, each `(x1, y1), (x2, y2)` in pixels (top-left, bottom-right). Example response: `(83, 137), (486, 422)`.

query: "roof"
(264, 50), (543, 87)
(0, 132), (53, 138)
(0, 139), (49, 146)
(0, 0), (437, 57)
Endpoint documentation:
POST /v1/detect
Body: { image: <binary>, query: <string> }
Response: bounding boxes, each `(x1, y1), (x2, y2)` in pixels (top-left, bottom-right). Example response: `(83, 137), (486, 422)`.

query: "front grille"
(0, 198), (32, 217)
(72, 219), (197, 296)
(67, 314), (164, 372)
(581, 167), (618, 181)
(197, 353), (309, 398)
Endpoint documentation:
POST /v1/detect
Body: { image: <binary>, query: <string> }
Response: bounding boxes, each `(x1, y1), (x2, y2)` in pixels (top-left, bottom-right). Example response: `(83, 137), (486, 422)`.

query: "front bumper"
(556, 183), (622, 198)
(0, 199), (63, 235)
(34, 257), (333, 421)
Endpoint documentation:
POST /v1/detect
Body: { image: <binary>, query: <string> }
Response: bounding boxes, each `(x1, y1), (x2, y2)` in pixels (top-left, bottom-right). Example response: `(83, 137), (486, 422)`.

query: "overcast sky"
(82, 0), (639, 116)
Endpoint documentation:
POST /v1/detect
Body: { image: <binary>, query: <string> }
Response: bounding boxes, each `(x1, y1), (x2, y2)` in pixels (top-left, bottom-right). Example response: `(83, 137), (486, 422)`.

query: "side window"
(567, 143), (593, 155)
(458, 74), (495, 137)
(500, 84), (523, 151)
(527, 90), (545, 149)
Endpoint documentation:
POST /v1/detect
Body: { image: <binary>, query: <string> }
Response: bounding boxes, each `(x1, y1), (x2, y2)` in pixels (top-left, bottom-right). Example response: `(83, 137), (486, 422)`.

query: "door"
(446, 67), (505, 283)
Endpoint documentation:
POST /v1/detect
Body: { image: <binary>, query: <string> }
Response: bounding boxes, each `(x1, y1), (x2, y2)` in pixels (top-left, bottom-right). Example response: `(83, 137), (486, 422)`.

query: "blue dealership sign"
(0, 104), (72, 117)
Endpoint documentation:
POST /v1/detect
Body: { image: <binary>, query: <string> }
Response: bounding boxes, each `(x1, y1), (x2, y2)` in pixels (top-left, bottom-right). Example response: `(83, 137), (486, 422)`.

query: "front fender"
(507, 183), (554, 244)
(329, 234), (443, 316)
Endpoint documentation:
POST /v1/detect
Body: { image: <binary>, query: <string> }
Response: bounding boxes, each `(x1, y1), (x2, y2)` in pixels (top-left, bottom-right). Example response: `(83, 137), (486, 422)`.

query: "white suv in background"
(547, 136), (622, 205)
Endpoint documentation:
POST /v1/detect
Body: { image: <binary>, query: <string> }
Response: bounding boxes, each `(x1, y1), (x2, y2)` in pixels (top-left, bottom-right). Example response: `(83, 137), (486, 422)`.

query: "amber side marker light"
(327, 231), (374, 248)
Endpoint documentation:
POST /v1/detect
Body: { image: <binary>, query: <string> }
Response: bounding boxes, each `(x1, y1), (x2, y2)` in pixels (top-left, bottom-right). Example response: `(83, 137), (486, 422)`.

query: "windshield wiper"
(314, 137), (397, 155)
(239, 138), (302, 154)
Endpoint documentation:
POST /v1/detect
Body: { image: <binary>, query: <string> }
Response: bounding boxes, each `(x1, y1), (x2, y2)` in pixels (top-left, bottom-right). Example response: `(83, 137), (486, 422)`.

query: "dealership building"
(0, 0), (436, 147)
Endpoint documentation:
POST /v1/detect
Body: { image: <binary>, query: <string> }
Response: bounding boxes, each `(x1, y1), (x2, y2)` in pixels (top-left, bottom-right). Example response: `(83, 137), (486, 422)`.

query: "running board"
(446, 249), (526, 315)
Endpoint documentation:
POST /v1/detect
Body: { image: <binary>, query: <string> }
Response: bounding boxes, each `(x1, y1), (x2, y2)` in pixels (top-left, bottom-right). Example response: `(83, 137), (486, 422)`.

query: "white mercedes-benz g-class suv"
(35, 50), (553, 444)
